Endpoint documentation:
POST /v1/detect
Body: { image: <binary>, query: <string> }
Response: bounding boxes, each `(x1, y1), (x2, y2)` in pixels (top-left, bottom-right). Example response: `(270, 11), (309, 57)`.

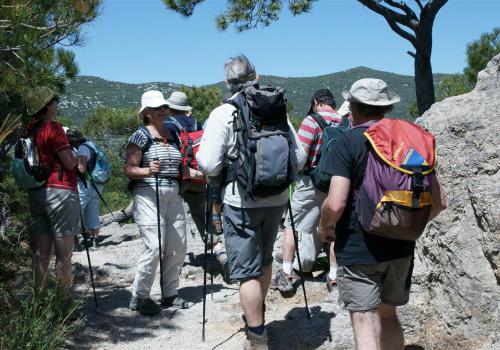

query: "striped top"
(298, 107), (342, 171)
(127, 128), (182, 187)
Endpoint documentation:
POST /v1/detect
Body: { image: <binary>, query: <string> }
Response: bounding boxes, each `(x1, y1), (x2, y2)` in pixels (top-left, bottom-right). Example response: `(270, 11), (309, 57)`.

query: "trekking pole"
(208, 186), (214, 301)
(153, 158), (165, 300)
(79, 211), (98, 308)
(287, 198), (311, 319)
(201, 185), (210, 342)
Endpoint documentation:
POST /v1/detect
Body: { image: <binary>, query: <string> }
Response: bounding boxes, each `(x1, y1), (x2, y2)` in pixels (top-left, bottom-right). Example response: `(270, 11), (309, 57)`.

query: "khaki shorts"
(337, 255), (413, 311)
(29, 187), (80, 237)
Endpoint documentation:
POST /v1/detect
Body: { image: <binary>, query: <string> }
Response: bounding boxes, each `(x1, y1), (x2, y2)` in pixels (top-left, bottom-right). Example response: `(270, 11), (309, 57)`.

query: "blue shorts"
(223, 204), (285, 282)
(78, 181), (103, 230)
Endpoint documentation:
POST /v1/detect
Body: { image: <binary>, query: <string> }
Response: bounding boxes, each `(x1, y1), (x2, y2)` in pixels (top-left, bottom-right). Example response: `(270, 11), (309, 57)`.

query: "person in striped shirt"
(271, 88), (341, 294)
(125, 90), (203, 316)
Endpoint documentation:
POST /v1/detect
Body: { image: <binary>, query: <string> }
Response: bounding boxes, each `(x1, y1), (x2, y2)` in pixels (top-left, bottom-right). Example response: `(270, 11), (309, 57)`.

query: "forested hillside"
(59, 67), (449, 124)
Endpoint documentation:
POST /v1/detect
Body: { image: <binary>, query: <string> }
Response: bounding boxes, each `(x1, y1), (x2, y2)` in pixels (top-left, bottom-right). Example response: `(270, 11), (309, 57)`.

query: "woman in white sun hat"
(125, 90), (203, 316)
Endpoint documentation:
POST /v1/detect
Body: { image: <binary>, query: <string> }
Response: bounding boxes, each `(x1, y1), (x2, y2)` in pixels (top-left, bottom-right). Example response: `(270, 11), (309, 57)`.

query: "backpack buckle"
(412, 169), (424, 208)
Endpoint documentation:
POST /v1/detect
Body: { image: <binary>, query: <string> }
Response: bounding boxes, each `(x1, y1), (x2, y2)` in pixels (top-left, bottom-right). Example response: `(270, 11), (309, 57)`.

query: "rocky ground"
(68, 213), (359, 350)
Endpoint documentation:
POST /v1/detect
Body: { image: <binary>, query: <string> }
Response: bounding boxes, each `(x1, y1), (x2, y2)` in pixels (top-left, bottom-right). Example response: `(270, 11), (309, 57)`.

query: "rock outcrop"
(405, 54), (500, 348)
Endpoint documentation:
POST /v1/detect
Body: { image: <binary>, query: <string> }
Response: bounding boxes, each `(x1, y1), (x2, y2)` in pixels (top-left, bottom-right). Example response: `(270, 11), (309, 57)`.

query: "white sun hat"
(139, 90), (168, 115)
(342, 78), (400, 106)
(166, 91), (192, 111)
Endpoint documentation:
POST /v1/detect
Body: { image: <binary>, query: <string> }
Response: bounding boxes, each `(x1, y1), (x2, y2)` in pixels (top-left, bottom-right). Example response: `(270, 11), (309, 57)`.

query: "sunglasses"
(150, 105), (168, 112)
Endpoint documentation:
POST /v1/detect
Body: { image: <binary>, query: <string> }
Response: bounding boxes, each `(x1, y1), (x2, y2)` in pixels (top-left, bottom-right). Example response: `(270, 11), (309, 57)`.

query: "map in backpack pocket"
(402, 147), (428, 166)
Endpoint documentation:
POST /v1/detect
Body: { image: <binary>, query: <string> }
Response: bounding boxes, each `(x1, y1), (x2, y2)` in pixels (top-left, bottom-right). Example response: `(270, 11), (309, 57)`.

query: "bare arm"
(319, 176), (351, 242)
(56, 148), (77, 170)
(124, 144), (159, 179)
(429, 174), (447, 221)
(77, 155), (87, 174)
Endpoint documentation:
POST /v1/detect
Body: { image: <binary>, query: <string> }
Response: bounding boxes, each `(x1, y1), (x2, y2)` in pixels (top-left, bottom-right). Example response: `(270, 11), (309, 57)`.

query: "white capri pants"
(131, 185), (186, 299)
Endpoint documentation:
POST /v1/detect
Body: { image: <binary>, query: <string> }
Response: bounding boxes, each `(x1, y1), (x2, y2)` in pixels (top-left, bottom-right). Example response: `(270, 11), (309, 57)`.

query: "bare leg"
(91, 228), (99, 238)
(379, 304), (404, 350)
(33, 234), (54, 290)
(328, 242), (337, 266)
(282, 227), (295, 263)
(350, 309), (382, 350)
(240, 278), (264, 327)
(53, 235), (74, 292)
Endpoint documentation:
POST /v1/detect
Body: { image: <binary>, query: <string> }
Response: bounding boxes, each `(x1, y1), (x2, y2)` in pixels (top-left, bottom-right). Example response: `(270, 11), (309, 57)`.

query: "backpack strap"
(309, 112), (329, 130)
(138, 126), (154, 154)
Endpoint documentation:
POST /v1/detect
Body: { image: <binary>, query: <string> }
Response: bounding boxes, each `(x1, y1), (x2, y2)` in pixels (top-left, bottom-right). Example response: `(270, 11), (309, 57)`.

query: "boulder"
(404, 54), (500, 348)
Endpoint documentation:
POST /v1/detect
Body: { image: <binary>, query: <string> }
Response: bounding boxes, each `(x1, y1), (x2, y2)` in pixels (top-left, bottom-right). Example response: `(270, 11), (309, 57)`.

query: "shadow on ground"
(267, 306), (336, 350)
(67, 287), (178, 349)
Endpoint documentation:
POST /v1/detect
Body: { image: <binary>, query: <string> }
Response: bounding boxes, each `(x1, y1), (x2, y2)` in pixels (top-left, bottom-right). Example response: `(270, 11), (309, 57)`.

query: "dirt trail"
(70, 218), (354, 350)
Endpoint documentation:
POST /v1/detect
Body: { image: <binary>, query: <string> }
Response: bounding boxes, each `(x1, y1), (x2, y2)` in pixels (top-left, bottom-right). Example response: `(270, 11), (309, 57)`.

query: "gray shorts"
(224, 204), (285, 282)
(29, 187), (80, 237)
(337, 256), (413, 312)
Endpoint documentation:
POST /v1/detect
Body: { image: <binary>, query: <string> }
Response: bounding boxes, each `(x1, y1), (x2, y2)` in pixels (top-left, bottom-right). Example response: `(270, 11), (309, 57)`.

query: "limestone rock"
(407, 54), (500, 348)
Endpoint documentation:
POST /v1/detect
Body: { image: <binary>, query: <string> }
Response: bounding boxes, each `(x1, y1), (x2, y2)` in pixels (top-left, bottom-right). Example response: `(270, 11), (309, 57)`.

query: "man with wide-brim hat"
(319, 78), (447, 349)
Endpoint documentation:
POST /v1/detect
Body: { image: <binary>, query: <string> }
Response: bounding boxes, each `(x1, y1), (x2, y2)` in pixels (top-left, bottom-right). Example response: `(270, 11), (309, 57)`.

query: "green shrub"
(0, 284), (82, 350)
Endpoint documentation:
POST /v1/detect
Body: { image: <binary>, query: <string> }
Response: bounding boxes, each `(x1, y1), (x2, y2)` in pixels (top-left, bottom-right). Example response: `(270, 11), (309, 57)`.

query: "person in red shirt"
(24, 86), (79, 293)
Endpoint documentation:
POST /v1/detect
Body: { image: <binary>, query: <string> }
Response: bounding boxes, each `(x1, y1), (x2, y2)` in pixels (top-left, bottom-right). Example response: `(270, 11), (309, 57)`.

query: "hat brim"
(139, 99), (169, 115)
(342, 91), (400, 106)
(166, 103), (192, 112)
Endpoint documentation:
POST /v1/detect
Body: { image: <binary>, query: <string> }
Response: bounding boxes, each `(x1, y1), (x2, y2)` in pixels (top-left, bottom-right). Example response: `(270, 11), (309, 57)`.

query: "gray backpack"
(225, 84), (297, 198)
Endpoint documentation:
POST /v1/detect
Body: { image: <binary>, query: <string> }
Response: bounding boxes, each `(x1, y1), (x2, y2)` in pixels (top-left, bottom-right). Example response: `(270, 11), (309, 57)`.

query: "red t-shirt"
(26, 119), (77, 191)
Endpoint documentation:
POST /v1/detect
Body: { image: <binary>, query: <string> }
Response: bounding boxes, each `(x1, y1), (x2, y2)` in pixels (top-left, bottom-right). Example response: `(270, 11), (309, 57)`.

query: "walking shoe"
(270, 268), (298, 293)
(325, 274), (337, 292)
(129, 297), (160, 316)
(243, 328), (268, 350)
(161, 295), (192, 309)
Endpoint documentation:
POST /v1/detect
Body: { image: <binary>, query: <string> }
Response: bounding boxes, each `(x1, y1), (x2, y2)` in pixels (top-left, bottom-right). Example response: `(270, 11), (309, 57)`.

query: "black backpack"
(225, 84), (297, 198)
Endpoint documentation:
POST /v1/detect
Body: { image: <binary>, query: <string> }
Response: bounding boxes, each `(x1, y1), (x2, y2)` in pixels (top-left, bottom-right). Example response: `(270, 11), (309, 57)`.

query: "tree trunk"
(99, 200), (133, 227)
(414, 51), (435, 115)
(414, 15), (436, 115)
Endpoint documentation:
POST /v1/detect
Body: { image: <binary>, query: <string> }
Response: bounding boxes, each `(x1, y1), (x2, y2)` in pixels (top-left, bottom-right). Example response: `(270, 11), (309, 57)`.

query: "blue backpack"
(82, 141), (111, 183)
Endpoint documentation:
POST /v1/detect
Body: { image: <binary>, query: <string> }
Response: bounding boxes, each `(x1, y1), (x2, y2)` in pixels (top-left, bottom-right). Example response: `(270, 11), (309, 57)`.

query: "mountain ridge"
(59, 66), (448, 125)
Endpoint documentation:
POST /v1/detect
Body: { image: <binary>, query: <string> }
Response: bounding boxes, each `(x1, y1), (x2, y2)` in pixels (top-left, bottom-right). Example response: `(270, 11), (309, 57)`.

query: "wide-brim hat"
(139, 90), (169, 115)
(307, 88), (335, 115)
(342, 78), (400, 106)
(25, 86), (56, 116)
(166, 91), (192, 112)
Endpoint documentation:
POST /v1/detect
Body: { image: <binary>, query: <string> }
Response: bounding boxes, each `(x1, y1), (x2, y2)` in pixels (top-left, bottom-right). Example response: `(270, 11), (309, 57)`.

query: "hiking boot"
(270, 268), (298, 293)
(129, 297), (160, 316)
(325, 274), (337, 292)
(273, 252), (283, 264)
(243, 329), (268, 350)
(161, 295), (192, 309)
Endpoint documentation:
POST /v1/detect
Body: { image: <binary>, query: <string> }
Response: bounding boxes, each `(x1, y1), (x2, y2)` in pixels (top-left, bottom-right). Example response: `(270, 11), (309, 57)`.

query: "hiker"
(66, 128), (103, 247)
(125, 90), (203, 316)
(164, 91), (206, 239)
(23, 86), (80, 292)
(271, 88), (341, 294)
(319, 78), (447, 349)
(197, 54), (306, 349)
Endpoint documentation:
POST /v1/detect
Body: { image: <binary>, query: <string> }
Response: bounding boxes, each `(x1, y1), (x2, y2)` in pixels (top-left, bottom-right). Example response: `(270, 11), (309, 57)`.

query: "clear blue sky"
(71, 0), (500, 85)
